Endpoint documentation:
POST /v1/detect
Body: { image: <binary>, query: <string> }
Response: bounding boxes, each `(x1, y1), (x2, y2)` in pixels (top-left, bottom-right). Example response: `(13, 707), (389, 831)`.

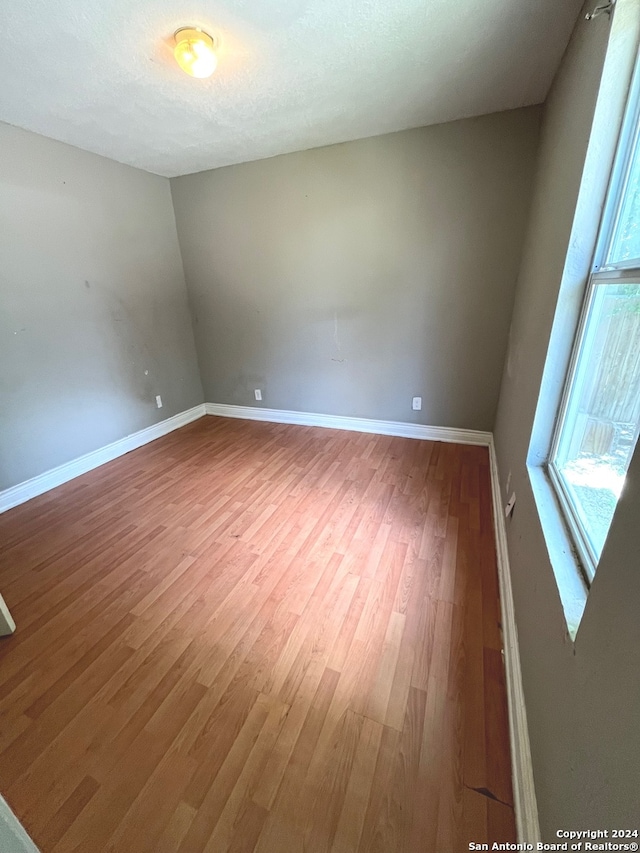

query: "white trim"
(0, 796), (40, 853)
(0, 405), (207, 513)
(527, 466), (587, 641)
(0, 403), (487, 514)
(0, 594), (16, 637)
(488, 438), (541, 844)
(205, 403), (492, 446)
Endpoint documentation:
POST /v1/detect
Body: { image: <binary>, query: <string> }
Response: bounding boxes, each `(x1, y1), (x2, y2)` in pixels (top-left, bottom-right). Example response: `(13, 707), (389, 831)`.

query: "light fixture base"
(173, 27), (217, 78)
(174, 27), (216, 51)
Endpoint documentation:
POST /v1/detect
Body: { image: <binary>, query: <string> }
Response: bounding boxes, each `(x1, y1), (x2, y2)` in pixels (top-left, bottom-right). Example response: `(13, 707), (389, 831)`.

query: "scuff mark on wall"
(331, 310), (346, 363)
(92, 282), (159, 404)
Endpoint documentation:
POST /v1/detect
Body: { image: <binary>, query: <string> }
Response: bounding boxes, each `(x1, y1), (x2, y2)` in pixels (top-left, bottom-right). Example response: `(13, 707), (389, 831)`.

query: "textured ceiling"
(0, 0), (582, 177)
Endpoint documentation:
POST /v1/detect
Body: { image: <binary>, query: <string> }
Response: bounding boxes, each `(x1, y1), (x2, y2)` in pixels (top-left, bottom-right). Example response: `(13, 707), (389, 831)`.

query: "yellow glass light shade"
(174, 28), (217, 78)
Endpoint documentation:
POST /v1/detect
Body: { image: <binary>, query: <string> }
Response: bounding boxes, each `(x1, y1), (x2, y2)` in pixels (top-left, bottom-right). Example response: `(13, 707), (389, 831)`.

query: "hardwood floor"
(0, 416), (515, 852)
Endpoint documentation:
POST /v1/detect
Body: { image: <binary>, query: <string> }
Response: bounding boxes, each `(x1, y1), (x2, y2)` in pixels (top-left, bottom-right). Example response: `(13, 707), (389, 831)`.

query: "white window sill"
(527, 464), (588, 641)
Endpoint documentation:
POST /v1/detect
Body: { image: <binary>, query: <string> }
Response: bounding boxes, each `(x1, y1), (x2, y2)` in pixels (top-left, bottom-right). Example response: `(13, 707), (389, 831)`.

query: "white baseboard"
(0, 593), (16, 637)
(0, 797), (40, 853)
(0, 403), (486, 513)
(488, 438), (541, 844)
(0, 400), (539, 842)
(205, 403), (493, 446)
(0, 404), (207, 513)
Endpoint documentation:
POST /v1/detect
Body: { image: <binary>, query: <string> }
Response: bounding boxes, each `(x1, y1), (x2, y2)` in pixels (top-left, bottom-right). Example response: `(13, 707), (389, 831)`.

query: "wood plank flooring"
(0, 416), (515, 852)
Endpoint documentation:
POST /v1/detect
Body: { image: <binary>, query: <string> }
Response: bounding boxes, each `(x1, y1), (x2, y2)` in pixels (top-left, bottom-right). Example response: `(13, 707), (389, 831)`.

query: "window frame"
(547, 57), (640, 585)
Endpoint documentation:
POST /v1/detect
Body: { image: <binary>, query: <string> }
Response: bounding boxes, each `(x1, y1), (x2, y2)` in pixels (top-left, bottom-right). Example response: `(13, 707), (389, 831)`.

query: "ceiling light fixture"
(173, 27), (217, 78)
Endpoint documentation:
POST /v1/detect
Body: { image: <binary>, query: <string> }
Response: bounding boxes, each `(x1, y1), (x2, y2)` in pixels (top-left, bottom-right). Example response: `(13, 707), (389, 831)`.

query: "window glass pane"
(606, 125), (640, 266)
(553, 282), (640, 562)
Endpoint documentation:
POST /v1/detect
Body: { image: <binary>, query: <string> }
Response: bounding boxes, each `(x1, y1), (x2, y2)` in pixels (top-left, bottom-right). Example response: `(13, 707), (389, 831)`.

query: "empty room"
(1, 0), (640, 851)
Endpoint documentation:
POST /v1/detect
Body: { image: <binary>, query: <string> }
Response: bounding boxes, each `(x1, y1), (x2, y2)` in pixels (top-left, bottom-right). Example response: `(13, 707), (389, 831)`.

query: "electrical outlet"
(254, 389), (262, 401)
(412, 396), (422, 411)
(155, 395), (163, 409)
(505, 491), (516, 518)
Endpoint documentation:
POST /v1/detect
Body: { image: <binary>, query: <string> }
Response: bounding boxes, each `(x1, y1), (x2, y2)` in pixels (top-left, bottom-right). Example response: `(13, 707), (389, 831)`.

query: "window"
(548, 61), (640, 583)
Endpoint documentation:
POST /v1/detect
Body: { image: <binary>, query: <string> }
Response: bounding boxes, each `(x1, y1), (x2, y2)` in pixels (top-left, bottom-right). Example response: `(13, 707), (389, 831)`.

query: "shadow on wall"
(171, 108), (541, 431)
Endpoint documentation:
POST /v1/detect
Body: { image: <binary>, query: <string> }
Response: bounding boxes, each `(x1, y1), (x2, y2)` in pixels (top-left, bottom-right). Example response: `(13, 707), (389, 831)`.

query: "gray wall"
(0, 123), (204, 490)
(171, 109), (540, 431)
(493, 0), (640, 836)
